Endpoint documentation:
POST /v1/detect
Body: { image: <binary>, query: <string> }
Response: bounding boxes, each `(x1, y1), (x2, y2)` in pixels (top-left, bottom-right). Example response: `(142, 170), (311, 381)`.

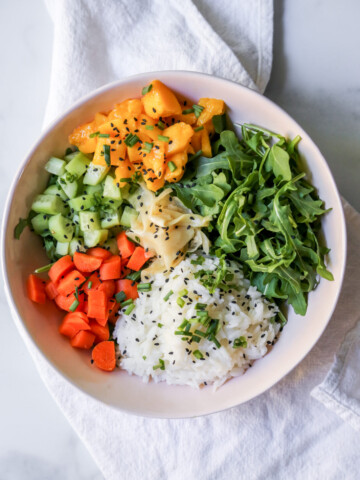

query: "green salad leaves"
(171, 121), (333, 316)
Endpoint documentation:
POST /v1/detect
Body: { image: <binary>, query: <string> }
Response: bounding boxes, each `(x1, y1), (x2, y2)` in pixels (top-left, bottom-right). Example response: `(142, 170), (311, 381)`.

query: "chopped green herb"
(195, 303), (207, 310)
(124, 133), (140, 147)
(126, 270), (141, 282)
(168, 161), (177, 172)
(69, 299), (80, 312)
(137, 282), (152, 292)
(98, 133), (110, 138)
(121, 298), (134, 307)
(178, 289), (188, 297)
(124, 304), (135, 315)
(158, 135), (170, 143)
(143, 142), (153, 153)
(34, 262), (54, 274)
(177, 297), (185, 308)
(157, 120), (166, 130)
(157, 323), (163, 328)
(115, 291), (126, 303)
(89, 131), (100, 138)
(103, 144), (111, 166)
(163, 290), (174, 301)
(182, 108), (194, 115)
(142, 84), (153, 95)
(153, 358), (165, 370)
(194, 125), (204, 132)
(193, 349), (204, 359)
(87, 281), (93, 289)
(145, 125), (154, 130)
(192, 104), (204, 118)
(142, 355), (147, 360)
(233, 336), (247, 348)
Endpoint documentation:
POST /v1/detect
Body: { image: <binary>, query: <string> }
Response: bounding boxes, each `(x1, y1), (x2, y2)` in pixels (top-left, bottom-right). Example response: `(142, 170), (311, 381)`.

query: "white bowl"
(1, 71), (346, 418)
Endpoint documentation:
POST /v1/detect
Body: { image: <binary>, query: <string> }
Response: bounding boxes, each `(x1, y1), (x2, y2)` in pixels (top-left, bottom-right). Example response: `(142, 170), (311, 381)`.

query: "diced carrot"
(45, 280), (58, 300)
(92, 341), (116, 371)
(116, 232), (135, 258)
(115, 279), (139, 300)
(48, 255), (74, 284)
(89, 319), (110, 343)
(54, 292), (85, 312)
(70, 330), (96, 349)
(97, 279), (116, 298)
(27, 274), (46, 304)
(108, 299), (120, 324)
(127, 246), (147, 271)
(57, 270), (86, 296)
(99, 255), (121, 280)
(87, 289), (108, 325)
(59, 312), (90, 338)
(73, 251), (102, 272)
(87, 247), (112, 261)
(83, 272), (101, 294)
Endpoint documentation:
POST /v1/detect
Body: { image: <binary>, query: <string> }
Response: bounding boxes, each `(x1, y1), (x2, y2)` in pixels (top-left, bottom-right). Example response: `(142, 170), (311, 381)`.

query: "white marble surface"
(1, 0), (359, 479)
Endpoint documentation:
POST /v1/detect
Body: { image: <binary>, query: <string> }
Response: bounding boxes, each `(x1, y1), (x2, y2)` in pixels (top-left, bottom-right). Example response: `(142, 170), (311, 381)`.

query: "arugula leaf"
(171, 123), (333, 316)
(14, 218), (28, 239)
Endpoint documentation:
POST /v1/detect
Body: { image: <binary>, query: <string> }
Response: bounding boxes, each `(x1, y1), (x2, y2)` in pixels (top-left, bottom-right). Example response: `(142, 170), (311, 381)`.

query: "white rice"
(113, 255), (280, 389)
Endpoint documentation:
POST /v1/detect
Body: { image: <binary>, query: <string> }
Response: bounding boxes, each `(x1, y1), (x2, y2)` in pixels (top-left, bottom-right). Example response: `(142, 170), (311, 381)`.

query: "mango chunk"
(163, 122), (193, 156)
(197, 98), (225, 126)
(164, 152), (188, 183)
(142, 80), (182, 119)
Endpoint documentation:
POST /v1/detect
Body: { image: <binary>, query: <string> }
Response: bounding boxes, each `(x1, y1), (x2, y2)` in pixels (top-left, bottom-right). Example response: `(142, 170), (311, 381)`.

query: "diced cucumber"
(124, 186), (141, 207)
(65, 152), (90, 178)
(69, 237), (86, 255)
(69, 194), (96, 212)
(101, 199), (123, 212)
(83, 162), (109, 186)
(79, 211), (101, 231)
(71, 214), (81, 237)
(31, 213), (50, 235)
(83, 229), (108, 248)
(58, 174), (80, 199)
(49, 213), (74, 242)
(56, 241), (70, 256)
(102, 238), (119, 255)
(64, 151), (79, 162)
(83, 184), (103, 195)
(45, 157), (66, 176)
(120, 206), (138, 227)
(31, 194), (67, 216)
(44, 184), (68, 201)
(103, 175), (122, 201)
(100, 210), (121, 229)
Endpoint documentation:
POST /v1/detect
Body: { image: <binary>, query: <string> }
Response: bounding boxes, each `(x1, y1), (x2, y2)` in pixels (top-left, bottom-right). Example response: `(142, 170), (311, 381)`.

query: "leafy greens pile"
(172, 119), (333, 316)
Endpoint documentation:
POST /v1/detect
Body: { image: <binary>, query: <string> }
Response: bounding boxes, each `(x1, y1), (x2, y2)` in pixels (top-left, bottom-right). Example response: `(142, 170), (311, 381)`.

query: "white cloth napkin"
(18, 0), (360, 478)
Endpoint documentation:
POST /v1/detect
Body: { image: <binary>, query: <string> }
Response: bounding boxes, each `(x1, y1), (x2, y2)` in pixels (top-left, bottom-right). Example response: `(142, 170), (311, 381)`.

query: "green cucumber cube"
(100, 210), (121, 229)
(57, 174), (80, 199)
(103, 175), (122, 201)
(48, 213), (74, 242)
(65, 152), (90, 178)
(83, 162), (109, 186)
(69, 237), (86, 255)
(79, 211), (101, 231)
(44, 184), (68, 201)
(45, 157), (66, 176)
(31, 213), (50, 235)
(31, 194), (67, 216)
(83, 229), (108, 248)
(83, 184), (103, 195)
(56, 241), (70, 256)
(64, 151), (79, 162)
(120, 206), (138, 227)
(69, 194), (96, 212)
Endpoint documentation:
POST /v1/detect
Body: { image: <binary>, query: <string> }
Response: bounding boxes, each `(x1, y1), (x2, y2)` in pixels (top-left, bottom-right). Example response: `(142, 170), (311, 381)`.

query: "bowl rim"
(1, 70), (347, 418)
